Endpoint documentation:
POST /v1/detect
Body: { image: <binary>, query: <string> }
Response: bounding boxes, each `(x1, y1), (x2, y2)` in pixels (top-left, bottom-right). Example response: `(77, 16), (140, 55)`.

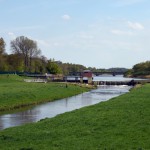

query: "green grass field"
(0, 75), (89, 112)
(0, 82), (149, 149)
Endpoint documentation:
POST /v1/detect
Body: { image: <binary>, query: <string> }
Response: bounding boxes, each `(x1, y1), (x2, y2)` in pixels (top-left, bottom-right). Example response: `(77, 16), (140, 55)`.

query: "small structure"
(24, 79), (47, 83)
(82, 70), (93, 78)
(81, 70), (93, 84)
(64, 76), (80, 83)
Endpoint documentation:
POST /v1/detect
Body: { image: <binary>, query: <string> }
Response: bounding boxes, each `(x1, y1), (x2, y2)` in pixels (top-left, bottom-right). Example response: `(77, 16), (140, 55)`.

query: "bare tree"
(11, 36), (41, 72)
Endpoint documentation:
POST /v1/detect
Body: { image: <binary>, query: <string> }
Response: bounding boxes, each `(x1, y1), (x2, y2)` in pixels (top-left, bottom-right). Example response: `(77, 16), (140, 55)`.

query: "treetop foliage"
(0, 37), (5, 55)
(125, 61), (150, 77)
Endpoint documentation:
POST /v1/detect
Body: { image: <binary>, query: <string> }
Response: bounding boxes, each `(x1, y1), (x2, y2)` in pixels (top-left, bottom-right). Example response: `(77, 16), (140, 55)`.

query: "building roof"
(83, 70), (92, 72)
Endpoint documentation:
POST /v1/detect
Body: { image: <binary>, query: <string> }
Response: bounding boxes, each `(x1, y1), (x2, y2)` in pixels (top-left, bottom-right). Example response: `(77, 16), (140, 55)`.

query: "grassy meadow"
(0, 75), (89, 112)
(0, 82), (150, 149)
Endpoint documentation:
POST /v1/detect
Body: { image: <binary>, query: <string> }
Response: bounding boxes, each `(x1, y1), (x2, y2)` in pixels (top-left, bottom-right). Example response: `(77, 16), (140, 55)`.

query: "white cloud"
(62, 14), (71, 21)
(127, 21), (144, 30)
(111, 29), (134, 36)
(8, 32), (14, 36)
(35, 38), (66, 49)
(8, 32), (16, 39)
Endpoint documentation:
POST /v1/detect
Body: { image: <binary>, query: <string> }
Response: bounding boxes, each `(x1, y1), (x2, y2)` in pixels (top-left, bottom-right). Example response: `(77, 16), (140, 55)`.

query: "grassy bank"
(0, 83), (150, 149)
(0, 75), (90, 112)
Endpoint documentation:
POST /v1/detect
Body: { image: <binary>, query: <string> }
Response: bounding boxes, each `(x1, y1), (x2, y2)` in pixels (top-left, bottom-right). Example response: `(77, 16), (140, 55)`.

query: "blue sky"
(0, 0), (150, 68)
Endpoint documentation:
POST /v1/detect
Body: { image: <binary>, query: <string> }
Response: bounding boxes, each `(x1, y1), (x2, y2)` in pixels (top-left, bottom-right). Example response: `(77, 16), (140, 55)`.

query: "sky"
(0, 0), (150, 69)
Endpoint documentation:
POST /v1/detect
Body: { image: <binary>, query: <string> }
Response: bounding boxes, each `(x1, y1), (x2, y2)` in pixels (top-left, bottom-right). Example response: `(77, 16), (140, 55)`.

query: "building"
(82, 70), (93, 78)
(81, 70), (93, 84)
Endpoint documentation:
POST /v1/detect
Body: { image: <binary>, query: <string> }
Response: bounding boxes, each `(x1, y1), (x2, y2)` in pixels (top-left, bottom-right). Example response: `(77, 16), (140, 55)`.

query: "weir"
(19, 70), (150, 86)
(92, 79), (150, 86)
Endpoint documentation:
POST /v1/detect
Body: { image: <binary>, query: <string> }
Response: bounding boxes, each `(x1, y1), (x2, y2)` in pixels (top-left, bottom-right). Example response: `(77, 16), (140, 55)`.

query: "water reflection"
(0, 85), (131, 130)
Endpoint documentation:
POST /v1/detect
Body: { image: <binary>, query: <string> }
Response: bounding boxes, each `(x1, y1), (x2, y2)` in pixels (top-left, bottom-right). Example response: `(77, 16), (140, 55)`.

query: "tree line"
(0, 36), (87, 75)
(125, 61), (150, 78)
(0, 36), (62, 74)
(0, 36), (129, 75)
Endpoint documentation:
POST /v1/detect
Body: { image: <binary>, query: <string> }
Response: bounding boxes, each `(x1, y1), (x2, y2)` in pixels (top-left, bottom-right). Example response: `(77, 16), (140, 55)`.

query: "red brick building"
(82, 70), (93, 78)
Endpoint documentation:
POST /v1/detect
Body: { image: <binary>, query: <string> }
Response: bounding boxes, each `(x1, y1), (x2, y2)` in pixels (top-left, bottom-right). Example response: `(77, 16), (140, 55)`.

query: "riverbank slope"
(0, 84), (149, 149)
(0, 75), (90, 113)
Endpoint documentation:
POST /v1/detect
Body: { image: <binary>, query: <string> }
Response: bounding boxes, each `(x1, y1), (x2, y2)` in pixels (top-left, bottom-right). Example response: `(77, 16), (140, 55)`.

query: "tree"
(124, 69), (133, 77)
(10, 36), (41, 72)
(57, 62), (86, 76)
(0, 38), (7, 71)
(132, 61), (150, 76)
(0, 37), (5, 55)
(40, 55), (48, 73)
(46, 61), (62, 74)
(6, 54), (24, 72)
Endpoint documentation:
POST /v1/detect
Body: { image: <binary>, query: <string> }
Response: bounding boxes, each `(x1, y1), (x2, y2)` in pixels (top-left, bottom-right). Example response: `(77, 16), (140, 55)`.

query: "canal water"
(0, 84), (131, 130)
(93, 74), (145, 82)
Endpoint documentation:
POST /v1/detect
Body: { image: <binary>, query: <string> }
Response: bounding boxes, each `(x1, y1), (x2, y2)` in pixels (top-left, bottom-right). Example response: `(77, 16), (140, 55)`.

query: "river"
(0, 75), (137, 130)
